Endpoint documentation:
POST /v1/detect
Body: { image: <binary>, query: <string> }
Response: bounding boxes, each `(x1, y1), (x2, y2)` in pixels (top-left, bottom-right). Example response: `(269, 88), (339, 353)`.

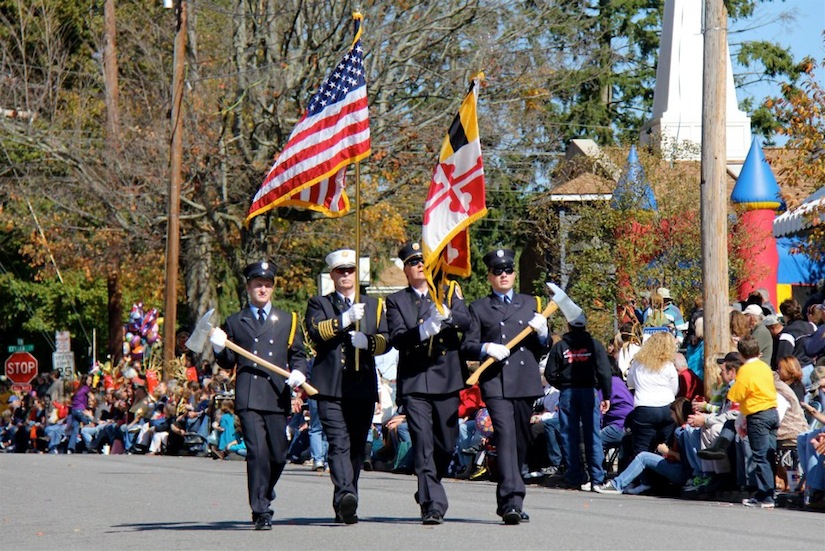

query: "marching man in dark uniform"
(386, 242), (472, 525)
(462, 248), (549, 525)
(210, 260), (308, 530)
(304, 249), (389, 524)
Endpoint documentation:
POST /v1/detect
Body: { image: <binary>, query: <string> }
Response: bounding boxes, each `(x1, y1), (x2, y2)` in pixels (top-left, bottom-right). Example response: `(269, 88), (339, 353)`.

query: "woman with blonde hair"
(627, 331), (679, 459)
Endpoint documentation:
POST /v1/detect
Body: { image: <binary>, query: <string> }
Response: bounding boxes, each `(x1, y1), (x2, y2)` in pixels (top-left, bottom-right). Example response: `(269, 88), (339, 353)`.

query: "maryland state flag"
(245, 13), (370, 225)
(422, 73), (487, 307)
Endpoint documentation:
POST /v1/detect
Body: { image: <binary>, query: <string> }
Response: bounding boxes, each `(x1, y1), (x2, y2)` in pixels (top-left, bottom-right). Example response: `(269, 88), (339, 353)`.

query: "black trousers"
(238, 409), (288, 517)
(485, 397), (533, 513)
(317, 397), (374, 511)
(402, 393), (460, 517)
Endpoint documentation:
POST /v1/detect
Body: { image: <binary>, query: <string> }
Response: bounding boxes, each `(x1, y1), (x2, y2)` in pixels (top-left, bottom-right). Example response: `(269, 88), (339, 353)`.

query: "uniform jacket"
(462, 293), (546, 400)
(305, 293), (389, 401)
(215, 305), (307, 414)
(386, 285), (471, 399)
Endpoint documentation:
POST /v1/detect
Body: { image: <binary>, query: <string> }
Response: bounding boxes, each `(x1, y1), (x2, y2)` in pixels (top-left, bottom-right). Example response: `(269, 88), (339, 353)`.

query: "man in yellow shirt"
(727, 336), (779, 509)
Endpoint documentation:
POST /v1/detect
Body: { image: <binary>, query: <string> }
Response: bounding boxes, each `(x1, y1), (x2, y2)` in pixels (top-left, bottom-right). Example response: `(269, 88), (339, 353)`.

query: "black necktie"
(257, 308), (266, 326)
(503, 295), (511, 305)
(345, 297), (352, 309)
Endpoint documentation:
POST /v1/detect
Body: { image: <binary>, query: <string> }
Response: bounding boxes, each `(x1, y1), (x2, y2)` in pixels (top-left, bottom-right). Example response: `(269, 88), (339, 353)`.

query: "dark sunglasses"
(492, 267), (514, 276)
(333, 266), (355, 275)
(405, 258), (424, 267)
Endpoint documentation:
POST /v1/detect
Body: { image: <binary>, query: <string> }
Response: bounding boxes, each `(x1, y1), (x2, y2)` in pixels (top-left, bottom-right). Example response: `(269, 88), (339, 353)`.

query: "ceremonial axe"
(466, 282), (583, 386)
(186, 309), (319, 396)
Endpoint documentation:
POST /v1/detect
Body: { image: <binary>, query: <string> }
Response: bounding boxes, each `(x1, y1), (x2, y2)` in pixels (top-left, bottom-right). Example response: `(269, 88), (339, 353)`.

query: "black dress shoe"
(334, 512), (358, 524)
(519, 511), (530, 522)
(422, 511), (444, 525)
(502, 507), (522, 525)
(254, 513), (272, 530)
(338, 492), (358, 524)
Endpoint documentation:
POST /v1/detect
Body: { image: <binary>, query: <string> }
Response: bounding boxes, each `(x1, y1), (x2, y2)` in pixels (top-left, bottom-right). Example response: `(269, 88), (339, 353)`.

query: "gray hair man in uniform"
(210, 261), (308, 530)
(304, 249), (390, 524)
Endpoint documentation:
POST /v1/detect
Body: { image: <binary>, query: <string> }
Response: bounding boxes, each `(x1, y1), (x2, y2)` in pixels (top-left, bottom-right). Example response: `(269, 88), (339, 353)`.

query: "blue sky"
(730, 0), (825, 107)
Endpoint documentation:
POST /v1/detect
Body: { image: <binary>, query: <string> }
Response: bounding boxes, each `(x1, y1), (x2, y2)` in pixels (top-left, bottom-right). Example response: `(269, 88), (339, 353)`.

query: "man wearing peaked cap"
(243, 261), (276, 282)
(462, 248), (549, 525)
(385, 241), (472, 525)
(209, 260), (308, 530)
(304, 249), (389, 525)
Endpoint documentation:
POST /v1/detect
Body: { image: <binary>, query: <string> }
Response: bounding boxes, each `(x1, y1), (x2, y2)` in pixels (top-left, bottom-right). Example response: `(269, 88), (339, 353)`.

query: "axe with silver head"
(186, 309), (318, 396)
(465, 281), (583, 386)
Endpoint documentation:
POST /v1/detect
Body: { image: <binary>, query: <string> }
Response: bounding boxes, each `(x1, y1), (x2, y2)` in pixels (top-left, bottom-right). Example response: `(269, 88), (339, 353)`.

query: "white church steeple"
(641, 0), (752, 165)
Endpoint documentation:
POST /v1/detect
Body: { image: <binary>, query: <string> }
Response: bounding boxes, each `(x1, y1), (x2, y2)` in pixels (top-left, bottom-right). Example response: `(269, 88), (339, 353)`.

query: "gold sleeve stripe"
(376, 298), (384, 326)
(535, 296), (542, 312)
(371, 334), (388, 356)
(318, 319), (337, 341)
(288, 312), (298, 347)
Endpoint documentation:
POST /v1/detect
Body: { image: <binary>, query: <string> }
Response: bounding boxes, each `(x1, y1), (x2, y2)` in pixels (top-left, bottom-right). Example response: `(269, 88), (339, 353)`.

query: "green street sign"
(7, 345), (34, 353)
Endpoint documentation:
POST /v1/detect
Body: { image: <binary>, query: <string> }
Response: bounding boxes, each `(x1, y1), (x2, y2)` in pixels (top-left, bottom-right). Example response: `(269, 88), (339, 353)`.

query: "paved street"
(0, 454), (821, 550)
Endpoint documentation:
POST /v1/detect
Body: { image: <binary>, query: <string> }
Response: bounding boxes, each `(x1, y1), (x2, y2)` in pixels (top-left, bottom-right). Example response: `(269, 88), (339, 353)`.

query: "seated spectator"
(594, 398), (693, 495)
(216, 399), (240, 459)
(675, 352), (702, 400)
(743, 304), (773, 365)
(601, 364), (634, 471)
(455, 385), (485, 478)
(798, 403), (825, 509)
(684, 317), (705, 381)
(615, 322), (641, 382)
(524, 384), (563, 479)
(777, 356), (806, 405)
(147, 403), (177, 455)
(778, 299), (815, 386)
(682, 353), (742, 492)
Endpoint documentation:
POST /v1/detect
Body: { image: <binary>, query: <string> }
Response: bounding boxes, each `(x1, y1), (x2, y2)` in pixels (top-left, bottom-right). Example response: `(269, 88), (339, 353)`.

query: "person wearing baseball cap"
(463, 248), (550, 524)
(303, 248), (390, 525)
(209, 260), (308, 530)
(386, 241), (472, 525)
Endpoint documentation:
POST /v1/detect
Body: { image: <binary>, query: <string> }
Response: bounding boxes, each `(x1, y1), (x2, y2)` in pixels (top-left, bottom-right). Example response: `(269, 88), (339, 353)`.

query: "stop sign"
(4, 352), (38, 385)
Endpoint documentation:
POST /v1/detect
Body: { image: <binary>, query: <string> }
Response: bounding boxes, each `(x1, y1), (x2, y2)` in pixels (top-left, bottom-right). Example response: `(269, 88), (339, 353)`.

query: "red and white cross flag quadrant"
(422, 76), (487, 277)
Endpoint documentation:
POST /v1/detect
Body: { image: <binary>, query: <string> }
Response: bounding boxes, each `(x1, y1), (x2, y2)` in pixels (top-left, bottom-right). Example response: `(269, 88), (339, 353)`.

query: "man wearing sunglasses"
(462, 248), (549, 525)
(386, 241), (472, 525)
(304, 249), (390, 524)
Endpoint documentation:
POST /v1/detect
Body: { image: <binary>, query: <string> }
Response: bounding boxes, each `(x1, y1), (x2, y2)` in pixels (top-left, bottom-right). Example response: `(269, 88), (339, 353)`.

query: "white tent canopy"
(773, 187), (825, 237)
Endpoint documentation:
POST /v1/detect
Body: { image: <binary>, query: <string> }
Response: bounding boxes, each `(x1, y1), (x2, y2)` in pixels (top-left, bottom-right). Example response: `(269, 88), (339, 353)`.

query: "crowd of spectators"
(2, 283), (823, 513)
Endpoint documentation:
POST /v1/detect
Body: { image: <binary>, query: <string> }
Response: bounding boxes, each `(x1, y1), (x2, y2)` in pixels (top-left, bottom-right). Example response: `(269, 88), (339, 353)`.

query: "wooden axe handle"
(465, 301), (558, 386)
(224, 340), (319, 396)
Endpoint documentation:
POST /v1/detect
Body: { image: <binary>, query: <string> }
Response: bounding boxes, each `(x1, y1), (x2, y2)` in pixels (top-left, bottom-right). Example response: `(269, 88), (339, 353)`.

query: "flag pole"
(354, 160), (362, 371)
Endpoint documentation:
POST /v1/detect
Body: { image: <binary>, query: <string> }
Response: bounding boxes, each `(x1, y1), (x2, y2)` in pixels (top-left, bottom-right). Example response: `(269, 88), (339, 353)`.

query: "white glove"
(429, 303), (451, 322)
(485, 343), (511, 361)
(349, 331), (369, 350)
(528, 313), (549, 340)
(418, 317), (442, 341)
(285, 370), (306, 389)
(341, 302), (365, 327)
(210, 328), (227, 353)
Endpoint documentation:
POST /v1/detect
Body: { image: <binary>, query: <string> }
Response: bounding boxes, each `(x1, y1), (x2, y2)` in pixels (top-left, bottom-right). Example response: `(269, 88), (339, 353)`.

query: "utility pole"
(701, 0), (730, 396)
(163, 0), (187, 378)
(102, 0), (124, 366)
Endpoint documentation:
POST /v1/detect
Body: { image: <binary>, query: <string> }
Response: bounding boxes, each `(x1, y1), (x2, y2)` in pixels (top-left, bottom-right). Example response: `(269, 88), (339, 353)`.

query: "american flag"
(422, 74), (487, 306)
(245, 15), (370, 225)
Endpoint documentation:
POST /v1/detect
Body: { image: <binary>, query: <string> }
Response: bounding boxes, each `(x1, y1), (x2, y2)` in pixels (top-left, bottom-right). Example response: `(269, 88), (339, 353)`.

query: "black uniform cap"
(482, 248), (515, 270)
(243, 261), (276, 281)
